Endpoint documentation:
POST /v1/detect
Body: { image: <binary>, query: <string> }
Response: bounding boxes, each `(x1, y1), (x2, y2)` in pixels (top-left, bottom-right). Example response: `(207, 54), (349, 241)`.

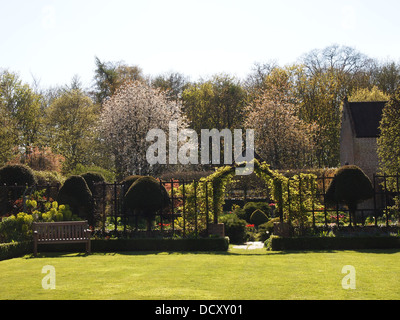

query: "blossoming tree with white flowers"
(99, 80), (187, 179)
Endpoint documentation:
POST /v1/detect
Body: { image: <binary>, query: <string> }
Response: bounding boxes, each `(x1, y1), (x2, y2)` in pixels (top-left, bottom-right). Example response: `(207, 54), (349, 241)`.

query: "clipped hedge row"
(92, 237), (230, 252)
(0, 241), (32, 261)
(267, 235), (400, 251)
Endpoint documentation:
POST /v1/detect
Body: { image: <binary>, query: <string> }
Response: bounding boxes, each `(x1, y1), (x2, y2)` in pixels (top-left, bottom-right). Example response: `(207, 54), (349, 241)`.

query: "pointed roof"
(345, 101), (387, 138)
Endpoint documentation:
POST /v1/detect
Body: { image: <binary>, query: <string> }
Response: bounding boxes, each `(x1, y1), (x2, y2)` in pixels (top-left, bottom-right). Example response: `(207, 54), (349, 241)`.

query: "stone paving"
(232, 241), (265, 250)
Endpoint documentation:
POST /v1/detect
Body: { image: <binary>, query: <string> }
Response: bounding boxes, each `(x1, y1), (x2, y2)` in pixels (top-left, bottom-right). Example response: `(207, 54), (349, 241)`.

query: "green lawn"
(1, 246), (400, 300)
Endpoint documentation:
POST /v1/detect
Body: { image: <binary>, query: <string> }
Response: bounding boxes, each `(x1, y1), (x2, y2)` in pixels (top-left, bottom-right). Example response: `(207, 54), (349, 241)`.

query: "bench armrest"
(84, 228), (92, 238)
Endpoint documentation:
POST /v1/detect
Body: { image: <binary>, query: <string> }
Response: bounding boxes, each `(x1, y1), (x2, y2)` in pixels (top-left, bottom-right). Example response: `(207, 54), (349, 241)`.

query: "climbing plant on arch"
(175, 159), (321, 234)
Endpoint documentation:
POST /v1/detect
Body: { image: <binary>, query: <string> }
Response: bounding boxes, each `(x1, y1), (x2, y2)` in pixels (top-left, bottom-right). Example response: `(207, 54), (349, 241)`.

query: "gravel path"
(232, 241), (265, 250)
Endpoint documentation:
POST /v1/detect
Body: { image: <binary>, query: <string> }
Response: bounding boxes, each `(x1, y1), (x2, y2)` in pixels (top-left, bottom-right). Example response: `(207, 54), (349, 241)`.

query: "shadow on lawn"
(25, 250), (262, 258)
(24, 248), (400, 259)
(24, 252), (92, 259)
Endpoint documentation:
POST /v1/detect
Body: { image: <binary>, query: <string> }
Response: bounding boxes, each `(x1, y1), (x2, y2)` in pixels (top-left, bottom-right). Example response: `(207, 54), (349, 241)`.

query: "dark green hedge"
(92, 237), (230, 252)
(267, 235), (400, 251)
(0, 241), (32, 261)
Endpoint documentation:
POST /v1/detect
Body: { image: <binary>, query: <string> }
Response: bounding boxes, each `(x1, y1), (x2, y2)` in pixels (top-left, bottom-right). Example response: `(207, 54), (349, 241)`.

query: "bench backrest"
(33, 221), (90, 241)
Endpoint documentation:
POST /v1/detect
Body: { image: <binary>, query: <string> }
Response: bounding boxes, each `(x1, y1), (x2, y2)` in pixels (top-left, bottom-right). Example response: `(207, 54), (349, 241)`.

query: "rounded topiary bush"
(81, 172), (105, 194)
(124, 176), (170, 231)
(57, 175), (93, 223)
(0, 164), (38, 216)
(121, 175), (144, 192)
(325, 165), (374, 226)
(0, 164), (37, 186)
(250, 209), (269, 227)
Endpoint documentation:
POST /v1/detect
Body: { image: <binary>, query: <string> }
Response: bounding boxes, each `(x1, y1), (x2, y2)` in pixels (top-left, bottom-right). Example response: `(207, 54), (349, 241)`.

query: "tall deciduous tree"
(182, 74), (247, 131)
(243, 61), (278, 99)
(0, 112), (15, 166)
(295, 67), (344, 167)
(93, 57), (145, 105)
(0, 70), (42, 163)
(372, 61), (400, 95)
(245, 68), (318, 169)
(348, 86), (390, 102)
(378, 87), (400, 182)
(151, 72), (189, 102)
(45, 88), (100, 173)
(295, 45), (374, 168)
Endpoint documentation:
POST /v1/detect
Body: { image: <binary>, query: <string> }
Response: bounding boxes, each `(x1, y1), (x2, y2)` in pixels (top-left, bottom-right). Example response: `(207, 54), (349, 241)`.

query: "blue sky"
(1, 0), (400, 89)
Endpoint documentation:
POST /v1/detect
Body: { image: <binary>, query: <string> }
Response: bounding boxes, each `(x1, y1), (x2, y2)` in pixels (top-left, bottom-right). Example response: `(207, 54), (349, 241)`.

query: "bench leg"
(33, 240), (38, 257)
(86, 240), (91, 254)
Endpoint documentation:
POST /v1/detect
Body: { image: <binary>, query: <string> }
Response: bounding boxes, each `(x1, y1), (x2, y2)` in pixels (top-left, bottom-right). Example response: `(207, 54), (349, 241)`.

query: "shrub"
(124, 176), (170, 231)
(0, 212), (34, 242)
(57, 175), (93, 223)
(8, 146), (65, 173)
(233, 206), (247, 221)
(325, 165), (374, 225)
(0, 201), (76, 243)
(41, 201), (74, 222)
(0, 216), (22, 242)
(219, 214), (247, 244)
(0, 164), (38, 216)
(243, 202), (270, 222)
(71, 164), (115, 183)
(0, 241), (32, 261)
(250, 209), (269, 227)
(34, 170), (65, 186)
(257, 217), (280, 242)
(81, 172), (105, 194)
(0, 164), (37, 186)
(121, 175), (144, 191)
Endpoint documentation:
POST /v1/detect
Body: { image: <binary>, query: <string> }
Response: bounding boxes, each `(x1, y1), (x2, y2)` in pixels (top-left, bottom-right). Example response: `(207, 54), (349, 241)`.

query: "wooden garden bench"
(33, 221), (92, 256)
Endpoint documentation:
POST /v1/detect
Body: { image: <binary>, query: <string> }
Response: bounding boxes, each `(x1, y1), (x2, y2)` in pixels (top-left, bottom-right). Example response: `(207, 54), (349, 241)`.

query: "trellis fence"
(284, 173), (400, 228)
(91, 179), (216, 238)
(1, 173), (399, 236)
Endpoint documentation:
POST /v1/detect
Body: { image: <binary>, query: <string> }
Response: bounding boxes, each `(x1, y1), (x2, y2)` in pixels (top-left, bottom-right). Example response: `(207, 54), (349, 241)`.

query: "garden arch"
(199, 160), (286, 224)
(186, 159), (320, 230)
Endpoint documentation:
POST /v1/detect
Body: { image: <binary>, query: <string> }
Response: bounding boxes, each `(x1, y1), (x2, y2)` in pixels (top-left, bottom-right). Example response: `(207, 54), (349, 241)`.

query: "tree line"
(1, 44), (399, 179)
